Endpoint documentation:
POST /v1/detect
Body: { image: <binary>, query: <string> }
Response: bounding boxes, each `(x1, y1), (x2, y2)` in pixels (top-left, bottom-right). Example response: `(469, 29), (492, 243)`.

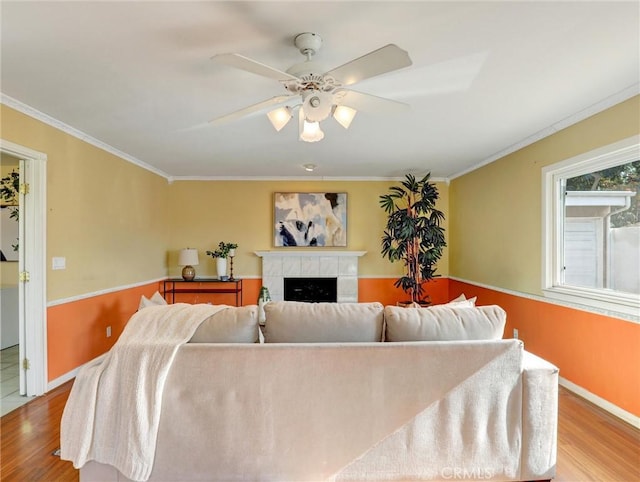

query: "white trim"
(1, 93), (171, 180)
(47, 365), (82, 392)
(47, 277), (167, 307)
(46, 275), (266, 307)
(0, 140), (48, 396)
(541, 135), (640, 321)
(2, 94), (451, 184)
(448, 276), (639, 324)
(559, 377), (640, 429)
(168, 176), (449, 182)
(449, 84), (640, 180)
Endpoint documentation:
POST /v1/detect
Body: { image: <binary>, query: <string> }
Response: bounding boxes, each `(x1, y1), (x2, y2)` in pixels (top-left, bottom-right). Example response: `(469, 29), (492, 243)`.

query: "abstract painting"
(274, 193), (347, 247)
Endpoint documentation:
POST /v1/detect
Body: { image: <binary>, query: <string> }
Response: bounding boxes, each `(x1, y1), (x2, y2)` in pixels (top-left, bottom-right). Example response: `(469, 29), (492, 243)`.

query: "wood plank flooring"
(0, 382), (638, 481)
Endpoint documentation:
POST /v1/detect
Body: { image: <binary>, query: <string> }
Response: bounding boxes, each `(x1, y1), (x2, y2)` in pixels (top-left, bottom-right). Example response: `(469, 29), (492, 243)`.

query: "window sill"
(543, 286), (640, 322)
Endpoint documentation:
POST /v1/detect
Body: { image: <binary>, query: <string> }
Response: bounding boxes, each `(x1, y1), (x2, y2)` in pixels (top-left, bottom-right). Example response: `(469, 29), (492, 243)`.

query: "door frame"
(1, 139), (47, 396)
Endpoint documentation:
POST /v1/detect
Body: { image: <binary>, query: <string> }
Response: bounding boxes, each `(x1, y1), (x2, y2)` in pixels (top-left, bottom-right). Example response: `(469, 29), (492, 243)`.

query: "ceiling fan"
(210, 32), (412, 142)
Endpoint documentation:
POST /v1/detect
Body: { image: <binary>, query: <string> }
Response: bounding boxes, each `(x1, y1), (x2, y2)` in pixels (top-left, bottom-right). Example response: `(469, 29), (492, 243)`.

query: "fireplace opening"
(284, 277), (338, 303)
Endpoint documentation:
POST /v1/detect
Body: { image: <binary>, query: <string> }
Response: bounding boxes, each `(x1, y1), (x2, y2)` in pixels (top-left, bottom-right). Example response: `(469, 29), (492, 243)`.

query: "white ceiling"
(1, 1), (638, 180)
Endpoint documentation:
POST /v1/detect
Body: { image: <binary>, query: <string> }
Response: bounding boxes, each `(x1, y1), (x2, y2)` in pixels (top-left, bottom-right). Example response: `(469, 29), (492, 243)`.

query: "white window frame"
(542, 135), (640, 321)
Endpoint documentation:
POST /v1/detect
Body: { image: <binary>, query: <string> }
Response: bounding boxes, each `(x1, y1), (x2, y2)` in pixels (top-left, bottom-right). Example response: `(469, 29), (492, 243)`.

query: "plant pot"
(216, 258), (227, 279)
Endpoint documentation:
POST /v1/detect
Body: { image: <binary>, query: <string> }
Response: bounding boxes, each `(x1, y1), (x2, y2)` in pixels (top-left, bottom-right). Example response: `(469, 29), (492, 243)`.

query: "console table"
(163, 278), (243, 306)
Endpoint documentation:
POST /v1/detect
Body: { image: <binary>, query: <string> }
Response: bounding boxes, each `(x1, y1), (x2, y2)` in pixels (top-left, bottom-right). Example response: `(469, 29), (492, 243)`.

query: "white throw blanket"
(60, 303), (228, 481)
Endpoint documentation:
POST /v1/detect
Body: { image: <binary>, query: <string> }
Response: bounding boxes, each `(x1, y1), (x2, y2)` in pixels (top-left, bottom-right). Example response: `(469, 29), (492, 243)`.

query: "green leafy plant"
(380, 173), (446, 304)
(1, 170), (20, 252)
(206, 242), (238, 259)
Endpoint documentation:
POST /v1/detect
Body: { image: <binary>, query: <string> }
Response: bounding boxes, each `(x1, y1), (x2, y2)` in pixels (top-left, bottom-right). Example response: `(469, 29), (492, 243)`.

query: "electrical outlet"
(513, 328), (519, 339)
(106, 326), (112, 338)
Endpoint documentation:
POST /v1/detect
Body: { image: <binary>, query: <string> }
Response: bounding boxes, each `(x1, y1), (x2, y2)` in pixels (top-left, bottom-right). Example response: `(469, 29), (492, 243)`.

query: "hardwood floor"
(0, 380), (77, 481)
(0, 383), (638, 481)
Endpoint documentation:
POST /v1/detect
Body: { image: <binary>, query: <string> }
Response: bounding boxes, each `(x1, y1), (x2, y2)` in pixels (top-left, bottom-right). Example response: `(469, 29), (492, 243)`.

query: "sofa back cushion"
(190, 305), (259, 343)
(264, 301), (384, 343)
(384, 305), (506, 342)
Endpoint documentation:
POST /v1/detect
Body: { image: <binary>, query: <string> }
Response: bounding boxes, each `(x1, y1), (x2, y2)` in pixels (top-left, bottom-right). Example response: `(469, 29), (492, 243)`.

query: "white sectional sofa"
(76, 301), (558, 482)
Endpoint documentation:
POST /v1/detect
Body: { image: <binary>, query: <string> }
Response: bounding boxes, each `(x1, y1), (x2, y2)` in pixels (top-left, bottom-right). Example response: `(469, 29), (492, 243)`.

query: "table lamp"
(178, 248), (199, 281)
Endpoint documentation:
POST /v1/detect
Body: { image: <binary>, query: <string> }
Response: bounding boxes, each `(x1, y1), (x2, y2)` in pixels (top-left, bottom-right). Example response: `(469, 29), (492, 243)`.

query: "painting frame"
(274, 192), (347, 247)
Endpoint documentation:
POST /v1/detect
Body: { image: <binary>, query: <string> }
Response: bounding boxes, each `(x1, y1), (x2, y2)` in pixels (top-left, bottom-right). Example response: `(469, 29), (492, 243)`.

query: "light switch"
(52, 257), (66, 270)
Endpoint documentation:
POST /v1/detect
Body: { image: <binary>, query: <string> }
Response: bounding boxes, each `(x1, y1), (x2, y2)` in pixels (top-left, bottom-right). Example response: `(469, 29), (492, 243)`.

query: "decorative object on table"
(228, 247), (236, 280)
(274, 192), (347, 247)
(379, 173), (446, 306)
(257, 286), (271, 325)
(178, 248), (199, 281)
(206, 242), (238, 280)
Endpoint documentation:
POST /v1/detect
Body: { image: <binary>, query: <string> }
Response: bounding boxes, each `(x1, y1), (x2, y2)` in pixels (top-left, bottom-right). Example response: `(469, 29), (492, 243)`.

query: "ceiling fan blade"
(212, 53), (299, 82)
(325, 44), (412, 86)
(336, 89), (410, 114)
(209, 95), (297, 126)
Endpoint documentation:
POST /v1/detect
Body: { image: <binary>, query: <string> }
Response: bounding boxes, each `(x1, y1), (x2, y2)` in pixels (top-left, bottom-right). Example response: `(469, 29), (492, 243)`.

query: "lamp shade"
(267, 107), (293, 131)
(333, 105), (357, 129)
(178, 248), (199, 266)
(300, 120), (324, 143)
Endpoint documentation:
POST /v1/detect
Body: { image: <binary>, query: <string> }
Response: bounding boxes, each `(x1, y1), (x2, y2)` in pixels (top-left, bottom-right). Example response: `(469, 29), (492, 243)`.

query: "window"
(542, 135), (640, 319)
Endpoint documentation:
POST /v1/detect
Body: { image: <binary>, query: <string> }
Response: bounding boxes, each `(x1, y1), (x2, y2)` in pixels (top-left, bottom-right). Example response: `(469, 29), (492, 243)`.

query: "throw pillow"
(384, 305), (506, 342)
(138, 291), (168, 310)
(190, 305), (259, 343)
(441, 294), (477, 308)
(264, 301), (384, 343)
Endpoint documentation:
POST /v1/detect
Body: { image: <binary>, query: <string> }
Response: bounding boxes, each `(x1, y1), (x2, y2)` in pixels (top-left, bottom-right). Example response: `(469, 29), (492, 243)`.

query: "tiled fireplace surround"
(255, 251), (366, 302)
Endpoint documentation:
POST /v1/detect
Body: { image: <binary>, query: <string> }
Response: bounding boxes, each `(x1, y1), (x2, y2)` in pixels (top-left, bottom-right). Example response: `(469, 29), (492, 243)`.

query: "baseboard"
(47, 366), (80, 392)
(559, 376), (640, 429)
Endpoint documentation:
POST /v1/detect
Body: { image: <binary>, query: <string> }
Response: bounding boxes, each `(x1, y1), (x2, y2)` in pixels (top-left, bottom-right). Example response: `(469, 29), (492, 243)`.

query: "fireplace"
(255, 250), (366, 303)
(284, 277), (337, 303)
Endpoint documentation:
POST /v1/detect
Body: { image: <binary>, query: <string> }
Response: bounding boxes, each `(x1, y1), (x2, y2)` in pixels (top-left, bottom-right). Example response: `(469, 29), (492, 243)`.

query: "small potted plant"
(379, 173), (446, 306)
(206, 242), (238, 280)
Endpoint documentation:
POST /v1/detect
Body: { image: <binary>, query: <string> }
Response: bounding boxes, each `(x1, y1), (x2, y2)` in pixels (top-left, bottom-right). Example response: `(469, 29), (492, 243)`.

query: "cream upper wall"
(167, 180), (449, 279)
(1, 104), (170, 301)
(2, 103), (450, 299)
(449, 96), (640, 295)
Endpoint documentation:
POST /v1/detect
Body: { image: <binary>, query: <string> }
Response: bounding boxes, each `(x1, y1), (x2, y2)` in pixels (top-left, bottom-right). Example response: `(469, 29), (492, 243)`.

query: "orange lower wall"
(46, 282), (164, 381)
(449, 279), (640, 417)
(47, 277), (447, 382)
(358, 277), (449, 306)
(50, 276), (638, 420)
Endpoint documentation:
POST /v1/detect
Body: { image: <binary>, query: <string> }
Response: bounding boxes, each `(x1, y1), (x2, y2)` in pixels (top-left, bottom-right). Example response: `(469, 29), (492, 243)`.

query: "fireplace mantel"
(255, 250), (366, 302)
(255, 250), (366, 258)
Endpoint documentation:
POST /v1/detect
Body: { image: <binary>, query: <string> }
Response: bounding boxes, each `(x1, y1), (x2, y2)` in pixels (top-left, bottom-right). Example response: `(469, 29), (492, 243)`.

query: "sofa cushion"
(190, 305), (259, 343)
(384, 305), (506, 341)
(264, 301), (384, 343)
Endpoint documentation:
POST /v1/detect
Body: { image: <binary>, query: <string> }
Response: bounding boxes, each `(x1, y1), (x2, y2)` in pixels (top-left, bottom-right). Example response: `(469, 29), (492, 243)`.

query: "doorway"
(0, 140), (47, 408)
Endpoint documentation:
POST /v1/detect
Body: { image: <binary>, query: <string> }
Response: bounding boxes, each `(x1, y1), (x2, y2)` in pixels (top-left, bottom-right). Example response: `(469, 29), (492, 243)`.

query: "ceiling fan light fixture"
(302, 91), (333, 122)
(267, 106), (292, 131)
(333, 105), (357, 129)
(300, 120), (324, 143)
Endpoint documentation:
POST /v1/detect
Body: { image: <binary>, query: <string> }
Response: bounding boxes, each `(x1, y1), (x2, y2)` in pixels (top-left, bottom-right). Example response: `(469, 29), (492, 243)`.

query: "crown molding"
(448, 83), (640, 181)
(1, 93), (171, 180)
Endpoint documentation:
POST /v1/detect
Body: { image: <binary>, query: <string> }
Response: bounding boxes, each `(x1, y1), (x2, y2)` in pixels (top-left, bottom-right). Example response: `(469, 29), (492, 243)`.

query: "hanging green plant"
(380, 173), (446, 305)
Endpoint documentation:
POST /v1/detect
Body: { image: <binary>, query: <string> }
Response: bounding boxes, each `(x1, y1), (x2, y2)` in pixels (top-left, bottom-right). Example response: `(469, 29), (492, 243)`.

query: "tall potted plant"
(379, 173), (446, 305)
